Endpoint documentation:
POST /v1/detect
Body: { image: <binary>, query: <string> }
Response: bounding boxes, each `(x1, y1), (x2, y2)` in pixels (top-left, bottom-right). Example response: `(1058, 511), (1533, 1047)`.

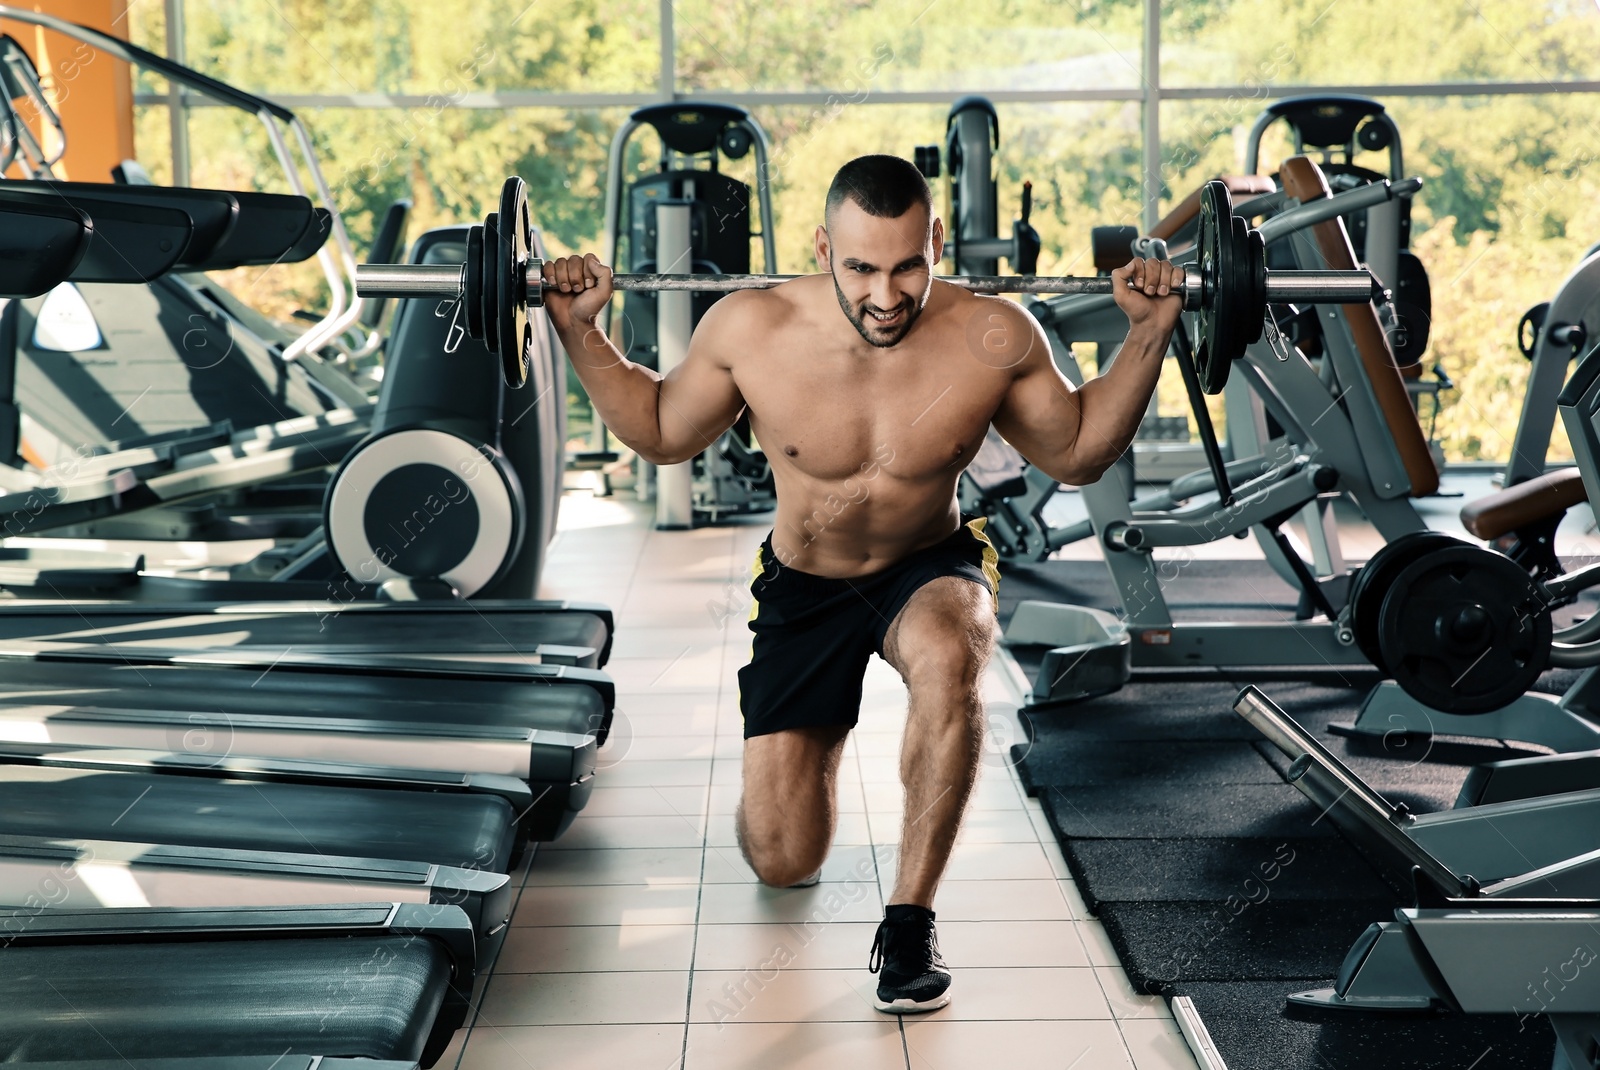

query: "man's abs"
(765, 463), (967, 579)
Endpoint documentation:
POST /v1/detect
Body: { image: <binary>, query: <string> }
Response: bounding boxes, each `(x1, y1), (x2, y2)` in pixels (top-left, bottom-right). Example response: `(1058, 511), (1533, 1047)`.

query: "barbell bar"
(358, 261), (1378, 304)
(355, 176), (1381, 392)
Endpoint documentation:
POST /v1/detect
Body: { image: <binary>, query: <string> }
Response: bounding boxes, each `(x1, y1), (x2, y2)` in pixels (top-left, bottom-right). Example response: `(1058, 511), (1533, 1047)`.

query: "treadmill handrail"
(0, 7), (367, 370)
(0, 8), (292, 120)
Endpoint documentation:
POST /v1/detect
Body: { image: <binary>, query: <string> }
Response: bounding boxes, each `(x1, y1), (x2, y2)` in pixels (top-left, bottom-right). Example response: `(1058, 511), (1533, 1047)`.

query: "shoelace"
(868, 919), (887, 975)
(867, 916), (946, 975)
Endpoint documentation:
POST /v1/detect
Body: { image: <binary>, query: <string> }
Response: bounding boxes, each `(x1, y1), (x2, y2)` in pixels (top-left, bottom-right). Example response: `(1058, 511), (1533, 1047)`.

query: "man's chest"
(736, 352), (1009, 482)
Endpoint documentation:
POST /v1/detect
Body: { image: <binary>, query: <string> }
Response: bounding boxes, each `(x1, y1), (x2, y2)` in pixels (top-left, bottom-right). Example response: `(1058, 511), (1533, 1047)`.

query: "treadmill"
(0, 903), (473, 1065)
(0, 651), (606, 839)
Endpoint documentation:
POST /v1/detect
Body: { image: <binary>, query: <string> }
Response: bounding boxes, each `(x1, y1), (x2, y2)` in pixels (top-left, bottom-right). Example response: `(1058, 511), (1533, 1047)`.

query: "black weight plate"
(1391, 250), (1432, 365)
(1227, 213), (1254, 352)
(1376, 544), (1551, 715)
(482, 211), (501, 355)
(1348, 531), (1462, 669)
(497, 176), (533, 390)
(1195, 180), (1231, 395)
(464, 224), (485, 340)
(1245, 226), (1266, 345)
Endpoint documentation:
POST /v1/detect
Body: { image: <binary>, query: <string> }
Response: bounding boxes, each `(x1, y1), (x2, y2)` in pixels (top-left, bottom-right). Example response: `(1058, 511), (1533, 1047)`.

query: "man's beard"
(832, 270), (923, 348)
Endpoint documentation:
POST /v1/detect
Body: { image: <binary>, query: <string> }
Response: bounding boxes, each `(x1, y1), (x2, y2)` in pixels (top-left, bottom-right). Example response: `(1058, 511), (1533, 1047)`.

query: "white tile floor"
(438, 493), (1199, 1070)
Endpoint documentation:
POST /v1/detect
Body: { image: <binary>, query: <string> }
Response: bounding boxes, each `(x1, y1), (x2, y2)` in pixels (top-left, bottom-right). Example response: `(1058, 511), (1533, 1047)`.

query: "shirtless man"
(544, 154), (1182, 1013)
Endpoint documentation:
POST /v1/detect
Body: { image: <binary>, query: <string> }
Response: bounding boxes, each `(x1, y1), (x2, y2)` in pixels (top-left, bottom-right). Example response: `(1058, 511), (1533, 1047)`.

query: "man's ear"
(930, 217), (945, 267)
(815, 224), (831, 272)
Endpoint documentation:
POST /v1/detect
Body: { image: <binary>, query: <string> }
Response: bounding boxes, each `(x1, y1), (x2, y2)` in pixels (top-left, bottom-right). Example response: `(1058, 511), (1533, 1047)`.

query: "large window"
(129, 0), (1600, 462)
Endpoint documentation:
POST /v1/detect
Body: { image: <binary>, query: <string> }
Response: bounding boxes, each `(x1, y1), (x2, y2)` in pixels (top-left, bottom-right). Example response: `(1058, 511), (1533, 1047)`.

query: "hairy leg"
(736, 723), (852, 887)
(881, 576), (994, 908)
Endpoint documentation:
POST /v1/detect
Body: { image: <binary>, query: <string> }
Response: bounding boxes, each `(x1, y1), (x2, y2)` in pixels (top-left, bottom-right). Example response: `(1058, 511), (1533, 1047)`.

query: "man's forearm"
(556, 317), (670, 460)
(1071, 323), (1171, 476)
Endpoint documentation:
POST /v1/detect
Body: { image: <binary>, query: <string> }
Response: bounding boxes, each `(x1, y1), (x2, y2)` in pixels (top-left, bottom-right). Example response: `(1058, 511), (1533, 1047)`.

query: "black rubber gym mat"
(1017, 681), (1267, 741)
(1014, 736), (1283, 792)
(1098, 898), (1393, 989)
(1040, 780), (1340, 840)
(1179, 980), (1553, 1070)
(1006, 597), (1557, 1069)
(1062, 837), (1394, 908)
(1254, 731), (1527, 802)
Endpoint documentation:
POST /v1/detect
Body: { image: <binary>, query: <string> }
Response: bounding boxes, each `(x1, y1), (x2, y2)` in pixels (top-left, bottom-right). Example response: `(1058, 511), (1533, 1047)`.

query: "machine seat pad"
(1460, 467), (1587, 540)
(1150, 175), (1276, 244)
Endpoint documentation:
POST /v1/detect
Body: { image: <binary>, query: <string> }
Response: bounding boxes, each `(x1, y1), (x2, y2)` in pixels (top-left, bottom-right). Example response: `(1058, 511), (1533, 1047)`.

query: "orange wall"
(1, 1), (135, 183)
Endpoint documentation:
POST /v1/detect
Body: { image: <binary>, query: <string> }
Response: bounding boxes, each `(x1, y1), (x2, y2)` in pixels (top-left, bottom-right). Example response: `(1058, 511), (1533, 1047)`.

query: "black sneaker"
(867, 903), (952, 1013)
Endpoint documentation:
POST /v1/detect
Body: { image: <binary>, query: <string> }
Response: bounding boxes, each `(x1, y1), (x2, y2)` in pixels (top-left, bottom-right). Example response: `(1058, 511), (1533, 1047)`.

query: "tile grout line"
(678, 524), (748, 1068)
(990, 664), (1169, 1064)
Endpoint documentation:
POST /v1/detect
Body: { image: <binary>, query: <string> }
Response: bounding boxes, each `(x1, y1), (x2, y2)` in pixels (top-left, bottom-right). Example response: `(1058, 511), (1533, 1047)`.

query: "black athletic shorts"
(737, 518), (1000, 739)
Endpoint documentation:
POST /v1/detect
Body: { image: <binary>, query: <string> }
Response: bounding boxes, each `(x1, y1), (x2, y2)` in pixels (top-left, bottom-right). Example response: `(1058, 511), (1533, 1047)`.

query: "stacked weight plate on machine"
(1350, 534), (1550, 713)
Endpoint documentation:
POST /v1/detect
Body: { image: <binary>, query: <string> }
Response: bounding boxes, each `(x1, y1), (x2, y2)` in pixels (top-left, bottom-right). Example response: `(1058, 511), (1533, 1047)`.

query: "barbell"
(355, 176), (1381, 392)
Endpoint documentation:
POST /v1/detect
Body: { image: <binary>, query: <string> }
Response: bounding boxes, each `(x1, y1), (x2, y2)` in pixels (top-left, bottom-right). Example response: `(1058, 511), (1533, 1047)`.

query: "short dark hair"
(825, 154), (932, 228)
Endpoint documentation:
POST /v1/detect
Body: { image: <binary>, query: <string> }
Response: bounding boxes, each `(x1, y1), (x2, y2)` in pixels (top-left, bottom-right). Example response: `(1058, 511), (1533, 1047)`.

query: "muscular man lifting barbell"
(542, 155), (1182, 1013)
(354, 157), (1373, 1012)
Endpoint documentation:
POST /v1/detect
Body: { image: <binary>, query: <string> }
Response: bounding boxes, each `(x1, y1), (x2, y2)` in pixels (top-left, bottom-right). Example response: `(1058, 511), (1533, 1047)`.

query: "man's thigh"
(881, 575), (996, 687)
(740, 724), (852, 827)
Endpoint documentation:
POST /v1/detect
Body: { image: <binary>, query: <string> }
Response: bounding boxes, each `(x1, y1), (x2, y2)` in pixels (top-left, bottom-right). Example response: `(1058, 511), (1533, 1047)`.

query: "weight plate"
(1194, 181), (1227, 394)
(1348, 530), (1461, 669)
(1376, 544), (1551, 715)
(1195, 180), (1251, 395)
(464, 224), (485, 340)
(1245, 226), (1266, 345)
(1228, 213), (1255, 351)
(481, 210), (500, 355)
(497, 176), (533, 390)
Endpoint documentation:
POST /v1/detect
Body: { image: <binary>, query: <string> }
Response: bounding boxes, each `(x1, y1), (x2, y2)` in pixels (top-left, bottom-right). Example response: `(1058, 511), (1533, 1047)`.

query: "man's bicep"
(991, 327), (1084, 466)
(654, 303), (749, 461)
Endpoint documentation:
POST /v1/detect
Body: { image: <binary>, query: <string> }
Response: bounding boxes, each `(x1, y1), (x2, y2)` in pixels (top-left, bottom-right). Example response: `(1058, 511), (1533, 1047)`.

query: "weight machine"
(1336, 335), (1600, 759)
(598, 101), (779, 527)
(1234, 687), (1600, 1070)
(974, 160), (1435, 705)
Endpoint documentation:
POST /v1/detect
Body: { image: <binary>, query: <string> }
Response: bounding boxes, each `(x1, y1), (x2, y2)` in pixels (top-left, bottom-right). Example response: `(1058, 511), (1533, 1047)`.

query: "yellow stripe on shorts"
(965, 516), (1002, 613)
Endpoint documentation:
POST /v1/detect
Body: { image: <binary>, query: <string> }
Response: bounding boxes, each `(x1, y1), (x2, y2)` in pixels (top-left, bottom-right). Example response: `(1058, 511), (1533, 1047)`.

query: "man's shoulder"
(928, 286), (1046, 369)
(696, 277), (822, 349)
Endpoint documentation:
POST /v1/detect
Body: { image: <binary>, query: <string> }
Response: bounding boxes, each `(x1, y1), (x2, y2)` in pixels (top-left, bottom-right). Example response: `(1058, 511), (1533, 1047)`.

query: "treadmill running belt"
(0, 937), (448, 1061)
(0, 770), (517, 872)
(0, 659), (608, 732)
(0, 608), (610, 669)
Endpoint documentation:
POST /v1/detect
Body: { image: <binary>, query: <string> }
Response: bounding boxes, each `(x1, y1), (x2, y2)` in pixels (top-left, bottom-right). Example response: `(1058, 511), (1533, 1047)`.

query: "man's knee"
(887, 578), (994, 686)
(736, 808), (827, 887)
(901, 619), (993, 694)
